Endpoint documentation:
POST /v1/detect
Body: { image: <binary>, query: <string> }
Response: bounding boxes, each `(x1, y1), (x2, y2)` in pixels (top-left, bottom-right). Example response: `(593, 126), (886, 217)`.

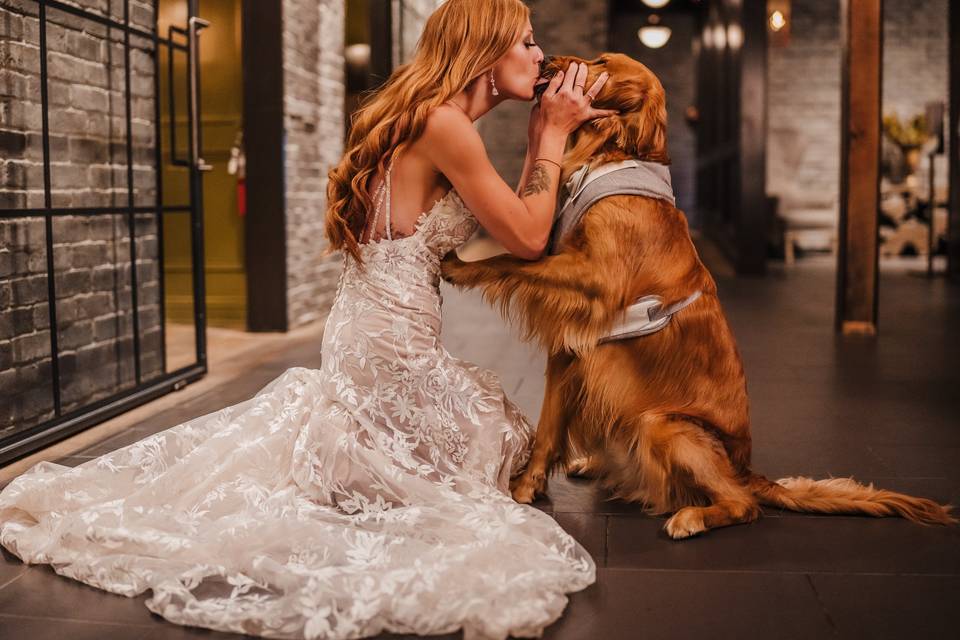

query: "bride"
(0, 1), (615, 638)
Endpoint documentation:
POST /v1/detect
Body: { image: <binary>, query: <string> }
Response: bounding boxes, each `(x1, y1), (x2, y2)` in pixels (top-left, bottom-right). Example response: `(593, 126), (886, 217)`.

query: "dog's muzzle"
(534, 55), (558, 100)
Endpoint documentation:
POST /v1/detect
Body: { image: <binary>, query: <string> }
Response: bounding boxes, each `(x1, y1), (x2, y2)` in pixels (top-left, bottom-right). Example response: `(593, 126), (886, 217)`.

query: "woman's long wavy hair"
(325, 0), (530, 264)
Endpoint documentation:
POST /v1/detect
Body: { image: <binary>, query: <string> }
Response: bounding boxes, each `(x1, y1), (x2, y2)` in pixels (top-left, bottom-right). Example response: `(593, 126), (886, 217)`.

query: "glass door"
(0, 0), (210, 465)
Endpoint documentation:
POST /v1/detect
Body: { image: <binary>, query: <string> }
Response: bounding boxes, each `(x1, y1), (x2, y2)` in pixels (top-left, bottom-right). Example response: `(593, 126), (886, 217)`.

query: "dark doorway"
(345, 0), (394, 138)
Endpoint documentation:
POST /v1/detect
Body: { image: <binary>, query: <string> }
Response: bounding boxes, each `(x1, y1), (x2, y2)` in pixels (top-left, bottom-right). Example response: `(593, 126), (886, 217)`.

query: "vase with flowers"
(882, 113), (929, 176)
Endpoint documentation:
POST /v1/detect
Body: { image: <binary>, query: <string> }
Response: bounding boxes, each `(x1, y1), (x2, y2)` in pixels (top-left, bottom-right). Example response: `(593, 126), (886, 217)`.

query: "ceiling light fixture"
(769, 10), (786, 31)
(638, 14), (672, 49)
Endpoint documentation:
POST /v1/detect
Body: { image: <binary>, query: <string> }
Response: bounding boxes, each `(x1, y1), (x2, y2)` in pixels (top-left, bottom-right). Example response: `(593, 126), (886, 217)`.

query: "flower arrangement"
(883, 113), (930, 175)
(882, 113), (929, 150)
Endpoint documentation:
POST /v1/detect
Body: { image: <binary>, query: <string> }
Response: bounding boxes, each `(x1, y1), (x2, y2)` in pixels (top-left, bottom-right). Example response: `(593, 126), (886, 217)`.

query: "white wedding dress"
(0, 178), (595, 639)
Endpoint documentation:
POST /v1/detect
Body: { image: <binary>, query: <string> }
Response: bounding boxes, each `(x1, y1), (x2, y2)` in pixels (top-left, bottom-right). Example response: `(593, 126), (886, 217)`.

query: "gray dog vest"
(547, 160), (701, 342)
(548, 159), (676, 254)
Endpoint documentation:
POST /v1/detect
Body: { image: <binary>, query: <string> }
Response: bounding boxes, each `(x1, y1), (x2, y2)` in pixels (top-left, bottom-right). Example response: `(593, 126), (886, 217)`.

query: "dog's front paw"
(664, 507), (707, 540)
(440, 251), (468, 284)
(510, 472), (546, 504)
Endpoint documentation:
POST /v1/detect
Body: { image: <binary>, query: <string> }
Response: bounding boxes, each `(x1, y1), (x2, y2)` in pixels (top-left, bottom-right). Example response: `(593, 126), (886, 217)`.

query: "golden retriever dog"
(440, 53), (956, 538)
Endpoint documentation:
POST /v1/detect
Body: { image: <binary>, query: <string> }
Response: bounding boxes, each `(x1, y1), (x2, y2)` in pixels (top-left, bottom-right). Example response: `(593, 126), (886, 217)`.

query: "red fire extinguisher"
(228, 130), (246, 217)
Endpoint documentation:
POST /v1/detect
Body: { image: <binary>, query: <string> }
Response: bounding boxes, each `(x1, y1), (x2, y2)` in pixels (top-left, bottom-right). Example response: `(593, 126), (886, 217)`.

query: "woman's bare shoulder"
(420, 103), (485, 167)
(423, 103), (480, 142)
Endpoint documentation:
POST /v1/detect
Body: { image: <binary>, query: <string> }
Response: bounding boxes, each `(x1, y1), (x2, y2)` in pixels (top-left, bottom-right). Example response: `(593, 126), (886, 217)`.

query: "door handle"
(167, 25), (188, 167)
(188, 15), (213, 172)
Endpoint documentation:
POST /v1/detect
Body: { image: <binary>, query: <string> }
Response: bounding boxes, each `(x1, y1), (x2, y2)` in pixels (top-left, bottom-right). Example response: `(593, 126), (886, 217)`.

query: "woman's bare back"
(361, 106), (458, 243)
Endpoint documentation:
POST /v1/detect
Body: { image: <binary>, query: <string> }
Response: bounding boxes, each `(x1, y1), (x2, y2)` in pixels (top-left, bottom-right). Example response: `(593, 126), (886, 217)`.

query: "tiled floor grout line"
(590, 568), (960, 577)
(804, 573), (840, 635)
(602, 515), (609, 567)
(552, 509), (960, 521)
(0, 568), (27, 593)
(0, 611), (157, 627)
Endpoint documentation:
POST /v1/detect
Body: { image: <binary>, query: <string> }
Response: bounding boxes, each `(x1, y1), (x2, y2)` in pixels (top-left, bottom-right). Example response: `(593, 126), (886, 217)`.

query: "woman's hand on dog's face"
(537, 61), (618, 136)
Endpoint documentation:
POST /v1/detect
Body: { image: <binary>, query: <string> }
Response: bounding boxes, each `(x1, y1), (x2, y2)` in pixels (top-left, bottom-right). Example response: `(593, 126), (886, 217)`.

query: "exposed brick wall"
(1, 0), (162, 436)
(882, 0), (949, 185)
(394, 0), (437, 65)
(766, 0), (949, 209)
(281, 0), (440, 329)
(282, 0), (345, 329)
(479, 0), (609, 187)
(766, 0), (841, 207)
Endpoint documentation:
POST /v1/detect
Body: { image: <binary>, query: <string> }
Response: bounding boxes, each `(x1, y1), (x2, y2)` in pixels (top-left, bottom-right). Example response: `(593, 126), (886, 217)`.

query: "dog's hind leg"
(630, 415), (760, 539)
(511, 353), (576, 503)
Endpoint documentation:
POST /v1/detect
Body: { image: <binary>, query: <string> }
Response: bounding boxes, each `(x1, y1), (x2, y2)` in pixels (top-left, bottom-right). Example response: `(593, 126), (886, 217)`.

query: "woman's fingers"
(560, 61), (579, 93)
(539, 61), (617, 132)
(573, 62), (589, 93)
(587, 108), (620, 120)
(545, 66), (565, 95)
(584, 72), (610, 101)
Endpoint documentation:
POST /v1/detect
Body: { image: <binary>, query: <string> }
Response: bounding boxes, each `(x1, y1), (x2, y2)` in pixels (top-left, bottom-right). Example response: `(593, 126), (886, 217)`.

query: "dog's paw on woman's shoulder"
(440, 250), (467, 283)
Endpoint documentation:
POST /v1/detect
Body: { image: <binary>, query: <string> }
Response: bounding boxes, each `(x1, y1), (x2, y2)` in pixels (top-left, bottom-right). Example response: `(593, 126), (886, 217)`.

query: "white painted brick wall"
(282, 0), (345, 329)
(767, 0), (949, 209)
(281, 0), (440, 329)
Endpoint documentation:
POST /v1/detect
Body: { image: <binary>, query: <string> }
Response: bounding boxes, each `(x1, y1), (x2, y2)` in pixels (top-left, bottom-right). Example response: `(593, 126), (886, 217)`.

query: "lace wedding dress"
(0, 169), (595, 639)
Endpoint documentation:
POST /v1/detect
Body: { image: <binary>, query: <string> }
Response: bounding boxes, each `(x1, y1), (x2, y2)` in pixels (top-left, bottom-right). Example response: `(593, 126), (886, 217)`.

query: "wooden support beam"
(242, 0), (288, 331)
(836, 0), (882, 335)
(949, 0), (960, 283)
(369, 1), (393, 89)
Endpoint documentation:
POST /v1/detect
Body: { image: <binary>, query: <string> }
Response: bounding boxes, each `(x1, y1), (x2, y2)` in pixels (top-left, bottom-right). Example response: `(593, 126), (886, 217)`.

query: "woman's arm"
(516, 150), (533, 197)
(515, 104), (542, 196)
(426, 116), (560, 259)
(426, 63), (614, 260)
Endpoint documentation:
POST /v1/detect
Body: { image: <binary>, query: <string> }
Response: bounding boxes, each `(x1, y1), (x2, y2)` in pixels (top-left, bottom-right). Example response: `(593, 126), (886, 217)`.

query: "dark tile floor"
(1, 258), (958, 639)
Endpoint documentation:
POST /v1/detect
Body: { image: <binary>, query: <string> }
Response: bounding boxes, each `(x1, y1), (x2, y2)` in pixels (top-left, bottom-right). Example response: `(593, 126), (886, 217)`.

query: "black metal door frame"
(950, 0), (960, 282)
(0, 0), (208, 465)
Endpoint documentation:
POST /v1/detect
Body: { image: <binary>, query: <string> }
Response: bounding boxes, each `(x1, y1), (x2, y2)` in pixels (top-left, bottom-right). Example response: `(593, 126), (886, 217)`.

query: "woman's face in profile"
(492, 20), (544, 101)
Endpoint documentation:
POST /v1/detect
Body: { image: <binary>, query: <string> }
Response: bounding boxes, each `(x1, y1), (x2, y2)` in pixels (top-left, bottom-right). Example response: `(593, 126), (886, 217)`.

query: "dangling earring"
(489, 71), (499, 96)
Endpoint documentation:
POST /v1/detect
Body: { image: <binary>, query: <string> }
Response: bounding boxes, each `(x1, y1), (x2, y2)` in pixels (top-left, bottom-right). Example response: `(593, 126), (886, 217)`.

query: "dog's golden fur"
(441, 53), (956, 538)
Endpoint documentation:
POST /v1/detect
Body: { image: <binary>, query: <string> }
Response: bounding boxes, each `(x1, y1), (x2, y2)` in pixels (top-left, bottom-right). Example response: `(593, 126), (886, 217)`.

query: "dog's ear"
(628, 86), (669, 164)
(592, 75), (670, 164)
(591, 113), (631, 150)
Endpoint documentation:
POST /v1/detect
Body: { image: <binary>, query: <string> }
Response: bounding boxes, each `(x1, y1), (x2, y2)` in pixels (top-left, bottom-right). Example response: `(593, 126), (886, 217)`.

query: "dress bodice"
(346, 189), (477, 277)
(349, 146), (478, 279)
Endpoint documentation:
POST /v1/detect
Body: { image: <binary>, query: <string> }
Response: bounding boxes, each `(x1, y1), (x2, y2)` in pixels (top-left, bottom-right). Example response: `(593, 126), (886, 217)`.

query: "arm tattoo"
(521, 162), (550, 197)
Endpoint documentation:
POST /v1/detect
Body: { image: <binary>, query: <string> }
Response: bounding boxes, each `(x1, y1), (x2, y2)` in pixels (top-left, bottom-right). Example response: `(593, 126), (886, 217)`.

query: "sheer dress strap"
(384, 161), (393, 241)
(364, 151), (398, 244)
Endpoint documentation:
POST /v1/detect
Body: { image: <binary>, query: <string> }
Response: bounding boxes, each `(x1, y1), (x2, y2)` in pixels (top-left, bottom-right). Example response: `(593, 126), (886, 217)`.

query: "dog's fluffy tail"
(747, 473), (957, 525)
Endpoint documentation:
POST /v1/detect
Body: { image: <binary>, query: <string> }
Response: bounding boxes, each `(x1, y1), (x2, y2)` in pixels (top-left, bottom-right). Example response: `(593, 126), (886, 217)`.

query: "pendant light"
(639, 14), (672, 49)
